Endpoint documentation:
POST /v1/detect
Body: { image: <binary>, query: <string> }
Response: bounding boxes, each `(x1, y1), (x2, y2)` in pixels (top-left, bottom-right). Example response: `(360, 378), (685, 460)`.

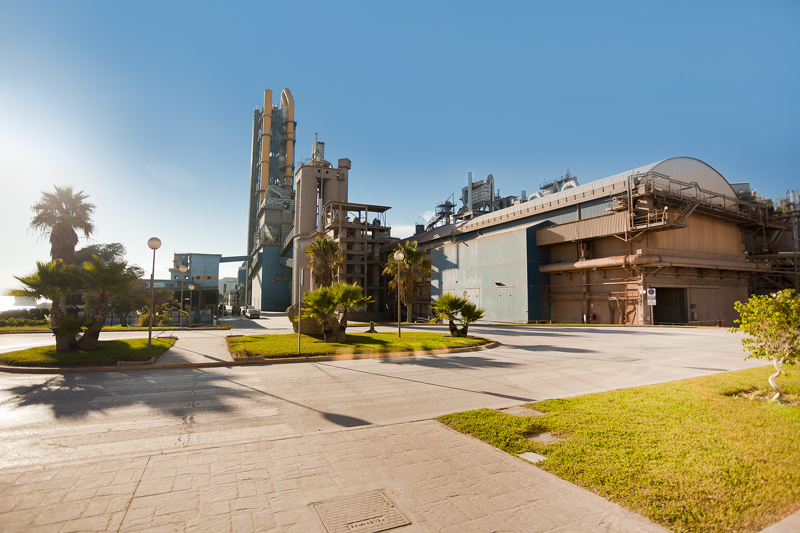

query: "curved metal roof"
(455, 157), (737, 233)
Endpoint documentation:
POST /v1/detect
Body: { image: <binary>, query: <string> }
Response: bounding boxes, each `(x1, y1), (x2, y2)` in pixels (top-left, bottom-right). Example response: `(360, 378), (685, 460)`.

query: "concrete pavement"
(0, 419), (668, 533)
(155, 331), (233, 366)
(1, 321), (796, 531)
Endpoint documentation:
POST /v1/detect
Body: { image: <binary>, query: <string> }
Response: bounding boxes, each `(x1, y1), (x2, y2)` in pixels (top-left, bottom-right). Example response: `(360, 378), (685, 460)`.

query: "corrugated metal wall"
(433, 229), (530, 322)
(535, 212), (630, 246)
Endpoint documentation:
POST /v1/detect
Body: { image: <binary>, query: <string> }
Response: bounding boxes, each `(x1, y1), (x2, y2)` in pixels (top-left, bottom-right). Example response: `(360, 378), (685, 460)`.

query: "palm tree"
(432, 294), (485, 337)
(383, 241), (432, 323)
(301, 287), (339, 342)
(432, 293), (464, 337)
(458, 302), (485, 337)
(301, 283), (373, 343)
(30, 186), (96, 265)
(79, 256), (135, 350)
(9, 260), (82, 351)
(304, 235), (343, 288)
(331, 282), (373, 341)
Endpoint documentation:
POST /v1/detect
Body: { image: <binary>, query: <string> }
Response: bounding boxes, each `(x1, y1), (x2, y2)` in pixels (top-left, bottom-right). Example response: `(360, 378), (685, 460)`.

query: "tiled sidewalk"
(0, 420), (667, 532)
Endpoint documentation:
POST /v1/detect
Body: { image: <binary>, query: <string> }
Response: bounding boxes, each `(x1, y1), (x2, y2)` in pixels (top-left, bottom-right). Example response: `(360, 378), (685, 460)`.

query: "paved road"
(0, 325), (760, 471)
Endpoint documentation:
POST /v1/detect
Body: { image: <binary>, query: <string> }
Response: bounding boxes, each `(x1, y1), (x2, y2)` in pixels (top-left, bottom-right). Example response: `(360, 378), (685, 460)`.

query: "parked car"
(244, 306), (260, 319)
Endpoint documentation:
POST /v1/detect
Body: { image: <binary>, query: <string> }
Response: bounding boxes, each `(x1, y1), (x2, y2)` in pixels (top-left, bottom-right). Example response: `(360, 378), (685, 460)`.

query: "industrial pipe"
(539, 254), (772, 274)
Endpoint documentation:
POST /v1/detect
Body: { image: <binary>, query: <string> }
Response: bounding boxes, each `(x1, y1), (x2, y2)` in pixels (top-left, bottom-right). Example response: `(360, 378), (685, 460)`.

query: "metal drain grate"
(313, 491), (411, 533)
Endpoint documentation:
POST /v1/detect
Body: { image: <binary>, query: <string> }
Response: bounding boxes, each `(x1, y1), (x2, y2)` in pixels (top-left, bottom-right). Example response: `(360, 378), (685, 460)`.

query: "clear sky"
(1, 0), (798, 307)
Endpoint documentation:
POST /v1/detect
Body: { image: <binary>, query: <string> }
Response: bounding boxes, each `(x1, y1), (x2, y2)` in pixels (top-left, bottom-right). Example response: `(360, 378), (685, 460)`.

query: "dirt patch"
(527, 432), (563, 444)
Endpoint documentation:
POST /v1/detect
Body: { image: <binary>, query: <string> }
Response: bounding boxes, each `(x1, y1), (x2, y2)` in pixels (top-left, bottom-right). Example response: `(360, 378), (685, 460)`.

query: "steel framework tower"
(247, 88), (296, 254)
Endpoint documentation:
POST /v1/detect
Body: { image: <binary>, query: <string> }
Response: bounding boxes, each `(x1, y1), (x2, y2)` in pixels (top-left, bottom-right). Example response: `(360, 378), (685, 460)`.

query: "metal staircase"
(673, 198), (701, 226)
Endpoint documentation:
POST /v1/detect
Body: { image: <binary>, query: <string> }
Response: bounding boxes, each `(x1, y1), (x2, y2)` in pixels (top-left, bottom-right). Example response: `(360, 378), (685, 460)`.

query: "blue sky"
(1, 0), (798, 305)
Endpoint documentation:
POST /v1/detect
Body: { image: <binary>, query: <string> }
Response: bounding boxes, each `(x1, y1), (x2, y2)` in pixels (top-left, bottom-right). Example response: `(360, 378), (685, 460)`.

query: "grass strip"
(0, 337), (176, 367)
(227, 331), (490, 358)
(438, 365), (800, 533)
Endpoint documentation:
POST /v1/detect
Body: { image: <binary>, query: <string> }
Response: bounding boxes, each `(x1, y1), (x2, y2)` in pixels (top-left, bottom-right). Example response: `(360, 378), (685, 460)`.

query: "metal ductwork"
(539, 254), (771, 274)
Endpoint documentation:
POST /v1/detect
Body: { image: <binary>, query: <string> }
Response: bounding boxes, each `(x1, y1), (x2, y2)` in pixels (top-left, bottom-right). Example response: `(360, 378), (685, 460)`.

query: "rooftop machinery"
(421, 170), (581, 232)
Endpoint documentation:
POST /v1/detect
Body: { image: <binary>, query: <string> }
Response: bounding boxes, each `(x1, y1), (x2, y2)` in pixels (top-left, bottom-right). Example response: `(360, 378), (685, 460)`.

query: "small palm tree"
(301, 287), (339, 342)
(432, 293), (465, 337)
(383, 241), (432, 322)
(331, 282), (373, 341)
(30, 186), (96, 265)
(301, 283), (373, 343)
(9, 260), (82, 351)
(458, 302), (485, 337)
(79, 256), (134, 349)
(304, 235), (343, 288)
(432, 294), (485, 337)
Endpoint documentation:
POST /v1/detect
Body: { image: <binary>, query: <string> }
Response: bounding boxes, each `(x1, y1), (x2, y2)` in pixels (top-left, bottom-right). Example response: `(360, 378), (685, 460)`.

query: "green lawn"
(0, 337), (175, 367)
(438, 365), (800, 533)
(227, 331), (490, 359)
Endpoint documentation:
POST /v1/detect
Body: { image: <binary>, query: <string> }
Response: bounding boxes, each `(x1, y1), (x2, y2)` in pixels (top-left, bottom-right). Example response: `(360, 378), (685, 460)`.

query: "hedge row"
(0, 318), (49, 327)
(0, 309), (50, 321)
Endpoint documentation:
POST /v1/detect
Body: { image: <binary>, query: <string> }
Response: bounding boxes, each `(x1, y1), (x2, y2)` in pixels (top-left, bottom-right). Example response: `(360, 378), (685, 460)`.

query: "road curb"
(0, 340), (500, 374)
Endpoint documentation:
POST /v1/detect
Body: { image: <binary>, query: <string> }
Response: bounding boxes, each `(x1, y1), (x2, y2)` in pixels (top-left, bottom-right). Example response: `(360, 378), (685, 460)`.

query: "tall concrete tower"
(292, 136), (352, 304)
(246, 89), (296, 311)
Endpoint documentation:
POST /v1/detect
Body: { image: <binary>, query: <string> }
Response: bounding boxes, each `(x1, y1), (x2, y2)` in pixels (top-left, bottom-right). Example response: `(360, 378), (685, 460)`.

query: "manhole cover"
(313, 490), (411, 533)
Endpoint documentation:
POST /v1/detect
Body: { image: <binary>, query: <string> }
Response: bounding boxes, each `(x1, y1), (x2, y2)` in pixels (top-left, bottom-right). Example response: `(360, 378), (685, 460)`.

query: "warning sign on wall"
(647, 288), (657, 306)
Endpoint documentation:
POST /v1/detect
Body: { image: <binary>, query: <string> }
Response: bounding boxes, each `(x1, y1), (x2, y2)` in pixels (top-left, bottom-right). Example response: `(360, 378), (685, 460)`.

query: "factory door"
(497, 287), (514, 322)
(652, 288), (688, 324)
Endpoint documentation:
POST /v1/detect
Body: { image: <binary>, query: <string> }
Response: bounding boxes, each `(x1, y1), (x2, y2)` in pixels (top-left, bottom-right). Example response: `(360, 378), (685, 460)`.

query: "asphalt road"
(0, 325), (762, 471)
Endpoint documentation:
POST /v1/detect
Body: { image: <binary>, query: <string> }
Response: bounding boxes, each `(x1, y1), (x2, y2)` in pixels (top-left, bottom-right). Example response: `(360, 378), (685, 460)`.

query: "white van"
(244, 306), (260, 319)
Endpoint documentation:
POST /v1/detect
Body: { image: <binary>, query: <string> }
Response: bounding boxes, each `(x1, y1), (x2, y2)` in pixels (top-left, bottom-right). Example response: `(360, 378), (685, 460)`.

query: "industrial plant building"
(241, 88), (797, 326)
(289, 137), (394, 315)
(244, 89), (395, 314)
(246, 89), (296, 311)
(397, 157), (798, 326)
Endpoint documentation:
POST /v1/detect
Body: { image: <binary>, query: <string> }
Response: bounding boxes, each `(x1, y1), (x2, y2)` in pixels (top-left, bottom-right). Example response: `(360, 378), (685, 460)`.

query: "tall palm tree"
(304, 235), (343, 288)
(383, 241), (432, 323)
(9, 260), (82, 351)
(79, 256), (134, 350)
(30, 186), (96, 265)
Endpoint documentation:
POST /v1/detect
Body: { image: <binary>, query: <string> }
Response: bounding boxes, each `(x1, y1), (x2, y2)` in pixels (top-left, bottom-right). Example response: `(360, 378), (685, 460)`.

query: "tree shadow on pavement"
(377, 353), (519, 370)
(313, 362), (535, 403)
(502, 344), (598, 354)
(1, 370), (252, 420)
(229, 321), (269, 331)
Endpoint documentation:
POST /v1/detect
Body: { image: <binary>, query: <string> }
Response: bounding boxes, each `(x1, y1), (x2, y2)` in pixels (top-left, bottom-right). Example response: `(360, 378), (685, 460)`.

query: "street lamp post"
(147, 237), (162, 347)
(394, 249), (405, 338)
(178, 265), (188, 327)
(188, 284), (195, 326)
